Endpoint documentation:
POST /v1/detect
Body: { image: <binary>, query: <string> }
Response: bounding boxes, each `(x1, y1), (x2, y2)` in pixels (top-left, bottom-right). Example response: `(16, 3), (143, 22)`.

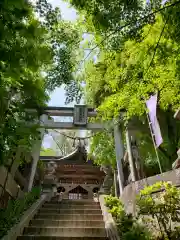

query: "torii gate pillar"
(114, 122), (124, 195)
(28, 114), (48, 192)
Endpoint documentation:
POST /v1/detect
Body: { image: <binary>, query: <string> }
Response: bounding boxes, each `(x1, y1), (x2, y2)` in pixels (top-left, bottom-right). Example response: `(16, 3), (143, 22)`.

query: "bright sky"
(48, 0), (77, 108)
(49, 0), (77, 21)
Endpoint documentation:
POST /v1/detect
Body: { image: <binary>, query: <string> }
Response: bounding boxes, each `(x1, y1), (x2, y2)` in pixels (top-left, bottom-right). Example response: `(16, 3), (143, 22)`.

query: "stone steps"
(50, 199), (97, 204)
(34, 213), (103, 220)
(23, 227), (106, 237)
(17, 199), (108, 239)
(30, 219), (105, 227)
(38, 208), (102, 214)
(19, 236), (107, 239)
(42, 204), (100, 209)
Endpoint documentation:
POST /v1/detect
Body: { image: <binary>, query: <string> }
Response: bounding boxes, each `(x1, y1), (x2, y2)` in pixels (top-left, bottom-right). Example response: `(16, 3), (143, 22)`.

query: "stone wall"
(0, 166), (24, 207)
(121, 168), (180, 214)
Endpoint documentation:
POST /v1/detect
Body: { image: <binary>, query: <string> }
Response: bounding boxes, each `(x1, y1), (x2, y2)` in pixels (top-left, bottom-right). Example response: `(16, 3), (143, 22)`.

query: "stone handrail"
(121, 168), (180, 214)
(2, 191), (52, 240)
(99, 194), (120, 240)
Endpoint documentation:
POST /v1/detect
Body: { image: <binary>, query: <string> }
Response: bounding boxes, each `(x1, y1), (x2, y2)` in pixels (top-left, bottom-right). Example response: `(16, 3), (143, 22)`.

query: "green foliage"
(105, 195), (151, 239)
(0, 187), (41, 238)
(84, 16), (180, 118)
(35, 0), (82, 91)
(80, 12), (180, 173)
(37, 159), (45, 171)
(0, 0), (48, 163)
(68, 0), (179, 52)
(89, 131), (116, 168)
(69, 0), (143, 29)
(136, 182), (180, 239)
(0, 0), (81, 166)
(65, 0), (180, 175)
(105, 195), (124, 218)
(105, 195), (122, 209)
(68, 0), (155, 51)
(105, 183), (180, 240)
(40, 147), (57, 156)
(122, 223), (151, 240)
(110, 184), (116, 196)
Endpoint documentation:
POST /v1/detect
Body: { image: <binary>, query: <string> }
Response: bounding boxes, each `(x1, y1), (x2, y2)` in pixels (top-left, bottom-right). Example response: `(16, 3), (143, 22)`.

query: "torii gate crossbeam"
(27, 106), (97, 117)
(29, 121), (105, 131)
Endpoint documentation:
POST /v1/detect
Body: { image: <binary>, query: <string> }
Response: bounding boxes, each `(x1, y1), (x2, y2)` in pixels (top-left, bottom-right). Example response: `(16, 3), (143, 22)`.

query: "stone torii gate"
(28, 105), (125, 195)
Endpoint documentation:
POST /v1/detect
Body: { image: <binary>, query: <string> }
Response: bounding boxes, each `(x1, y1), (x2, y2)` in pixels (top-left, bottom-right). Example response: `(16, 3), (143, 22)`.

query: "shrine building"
(40, 146), (105, 199)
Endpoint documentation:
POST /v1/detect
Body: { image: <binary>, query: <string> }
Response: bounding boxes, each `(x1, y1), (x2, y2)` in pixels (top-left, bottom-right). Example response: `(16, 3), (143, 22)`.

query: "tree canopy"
(88, 131), (116, 169)
(1, 0), (180, 177)
(66, 0), (180, 173)
(85, 16), (180, 119)
(0, 0), (81, 165)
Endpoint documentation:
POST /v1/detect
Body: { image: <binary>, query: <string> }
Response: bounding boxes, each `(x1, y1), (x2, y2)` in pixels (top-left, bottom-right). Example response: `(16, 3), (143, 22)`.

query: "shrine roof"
(39, 146), (94, 165)
(40, 156), (94, 165)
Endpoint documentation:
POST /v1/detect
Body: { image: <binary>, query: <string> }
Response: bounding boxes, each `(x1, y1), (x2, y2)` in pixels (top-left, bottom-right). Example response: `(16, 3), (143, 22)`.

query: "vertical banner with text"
(146, 93), (163, 147)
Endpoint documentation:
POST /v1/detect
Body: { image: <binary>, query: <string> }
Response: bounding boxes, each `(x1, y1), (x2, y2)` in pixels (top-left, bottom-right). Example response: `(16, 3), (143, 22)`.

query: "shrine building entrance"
(68, 185), (88, 200)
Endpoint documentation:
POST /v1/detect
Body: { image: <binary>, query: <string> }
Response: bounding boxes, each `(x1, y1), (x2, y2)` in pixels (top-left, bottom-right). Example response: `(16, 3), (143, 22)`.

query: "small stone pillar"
(125, 128), (137, 182)
(113, 170), (118, 197)
(99, 165), (113, 194)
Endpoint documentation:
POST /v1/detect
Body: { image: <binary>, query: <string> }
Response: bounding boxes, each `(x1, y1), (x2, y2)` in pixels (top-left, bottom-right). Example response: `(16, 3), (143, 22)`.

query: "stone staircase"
(17, 198), (108, 239)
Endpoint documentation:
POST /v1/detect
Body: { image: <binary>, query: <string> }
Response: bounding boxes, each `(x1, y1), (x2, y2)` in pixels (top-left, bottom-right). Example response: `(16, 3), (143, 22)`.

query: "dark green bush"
(116, 211), (134, 236)
(105, 195), (151, 240)
(122, 223), (151, 240)
(0, 187), (41, 238)
(110, 184), (115, 196)
(136, 182), (180, 240)
(105, 182), (180, 240)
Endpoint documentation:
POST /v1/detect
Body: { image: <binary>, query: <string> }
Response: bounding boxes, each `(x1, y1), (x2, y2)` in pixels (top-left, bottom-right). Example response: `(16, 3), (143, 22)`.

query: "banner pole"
(146, 113), (162, 173)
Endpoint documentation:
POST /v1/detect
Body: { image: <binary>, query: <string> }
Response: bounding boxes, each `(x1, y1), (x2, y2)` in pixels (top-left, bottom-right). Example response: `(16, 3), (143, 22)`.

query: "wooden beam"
(56, 166), (101, 171)
(52, 174), (104, 179)
(56, 170), (104, 175)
